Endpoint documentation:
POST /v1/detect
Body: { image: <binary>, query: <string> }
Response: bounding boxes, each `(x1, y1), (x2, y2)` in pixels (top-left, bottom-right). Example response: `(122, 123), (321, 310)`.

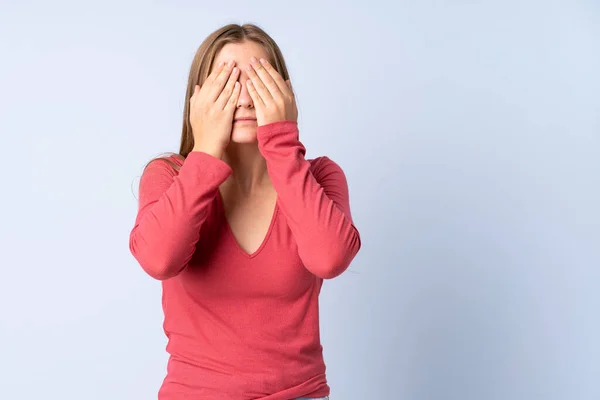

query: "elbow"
(307, 250), (355, 280)
(138, 258), (183, 280)
(129, 234), (185, 281)
(307, 233), (361, 280)
(315, 265), (346, 280)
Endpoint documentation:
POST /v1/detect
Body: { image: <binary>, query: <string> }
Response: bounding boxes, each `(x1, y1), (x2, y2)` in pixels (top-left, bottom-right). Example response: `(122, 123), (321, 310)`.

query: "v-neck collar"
(216, 190), (279, 259)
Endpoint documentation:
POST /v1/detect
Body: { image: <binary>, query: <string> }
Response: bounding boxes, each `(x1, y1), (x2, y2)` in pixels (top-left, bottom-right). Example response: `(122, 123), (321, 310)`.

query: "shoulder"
(308, 156), (348, 184)
(309, 155), (345, 173)
(142, 153), (185, 178)
(137, 153), (185, 204)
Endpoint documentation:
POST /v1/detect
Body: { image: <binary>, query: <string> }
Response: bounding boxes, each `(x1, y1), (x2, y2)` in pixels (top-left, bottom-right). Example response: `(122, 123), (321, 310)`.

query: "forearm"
(129, 152), (232, 279)
(257, 121), (361, 278)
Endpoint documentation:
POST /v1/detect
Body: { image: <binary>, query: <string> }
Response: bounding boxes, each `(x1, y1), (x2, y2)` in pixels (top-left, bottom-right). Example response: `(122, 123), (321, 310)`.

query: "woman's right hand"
(189, 60), (241, 159)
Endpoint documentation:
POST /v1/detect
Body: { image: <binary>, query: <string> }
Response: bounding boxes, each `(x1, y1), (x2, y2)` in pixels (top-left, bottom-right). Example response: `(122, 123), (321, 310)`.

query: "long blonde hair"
(150, 23), (292, 171)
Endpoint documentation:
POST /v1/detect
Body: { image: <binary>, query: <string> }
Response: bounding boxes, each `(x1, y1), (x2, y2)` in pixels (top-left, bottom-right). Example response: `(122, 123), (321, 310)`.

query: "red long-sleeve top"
(129, 120), (361, 400)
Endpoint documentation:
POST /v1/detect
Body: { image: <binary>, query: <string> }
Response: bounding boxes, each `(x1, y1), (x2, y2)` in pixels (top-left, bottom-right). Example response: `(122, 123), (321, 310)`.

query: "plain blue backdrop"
(1, 1), (598, 399)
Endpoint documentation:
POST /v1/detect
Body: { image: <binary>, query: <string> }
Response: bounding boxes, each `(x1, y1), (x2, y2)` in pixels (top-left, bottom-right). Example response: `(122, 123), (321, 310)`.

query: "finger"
(246, 62), (273, 103)
(209, 61), (235, 98)
(224, 81), (241, 111)
(208, 61), (236, 101)
(215, 66), (240, 109)
(250, 58), (283, 99)
(190, 84), (199, 102)
(257, 58), (290, 95)
(285, 79), (297, 102)
(245, 79), (264, 107)
(205, 61), (226, 85)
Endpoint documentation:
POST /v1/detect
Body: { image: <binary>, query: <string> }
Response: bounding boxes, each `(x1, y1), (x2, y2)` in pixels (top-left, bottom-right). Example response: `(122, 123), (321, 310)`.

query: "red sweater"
(129, 120), (361, 400)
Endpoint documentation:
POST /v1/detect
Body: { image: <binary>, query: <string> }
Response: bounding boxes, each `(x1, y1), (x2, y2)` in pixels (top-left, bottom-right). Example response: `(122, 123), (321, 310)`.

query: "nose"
(237, 77), (254, 109)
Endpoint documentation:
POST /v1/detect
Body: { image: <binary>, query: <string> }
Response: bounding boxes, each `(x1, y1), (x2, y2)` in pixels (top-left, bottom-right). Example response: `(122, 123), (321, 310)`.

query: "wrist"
(192, 143), (224, 160)
(193, 148), (223, 160)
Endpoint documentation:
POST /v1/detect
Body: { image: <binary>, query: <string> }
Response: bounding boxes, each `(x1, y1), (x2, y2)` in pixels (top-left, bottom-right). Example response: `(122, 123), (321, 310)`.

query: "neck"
(221, 142), (271, 194)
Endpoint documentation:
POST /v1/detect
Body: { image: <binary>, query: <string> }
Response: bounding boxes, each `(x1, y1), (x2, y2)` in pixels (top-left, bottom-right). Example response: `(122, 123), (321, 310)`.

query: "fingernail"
(228, 60), (235, 67)
(251, 57), (258, 63)
(232, 67), (238, 73)
(259, 58), (266, 64)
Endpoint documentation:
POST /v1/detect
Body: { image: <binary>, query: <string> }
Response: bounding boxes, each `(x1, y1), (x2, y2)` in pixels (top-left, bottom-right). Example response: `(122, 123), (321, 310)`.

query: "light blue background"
(1, 1), (598, 399)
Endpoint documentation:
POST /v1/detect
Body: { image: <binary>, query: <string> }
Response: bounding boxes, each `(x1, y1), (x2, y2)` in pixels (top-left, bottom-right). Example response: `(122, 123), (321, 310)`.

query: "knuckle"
(215, 71), (227, 81)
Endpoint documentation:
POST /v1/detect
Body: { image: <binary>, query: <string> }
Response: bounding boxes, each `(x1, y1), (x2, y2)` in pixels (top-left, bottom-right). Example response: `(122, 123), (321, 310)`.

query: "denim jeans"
(295, 397), (329, 400)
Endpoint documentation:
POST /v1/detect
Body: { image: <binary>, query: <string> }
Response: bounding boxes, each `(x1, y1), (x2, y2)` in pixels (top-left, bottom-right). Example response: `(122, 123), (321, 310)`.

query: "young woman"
(129, 23), (361, 400)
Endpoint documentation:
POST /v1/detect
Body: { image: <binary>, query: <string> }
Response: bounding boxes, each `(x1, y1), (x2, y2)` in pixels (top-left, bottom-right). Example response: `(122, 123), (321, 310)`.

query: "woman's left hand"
(246, 57), (298, 126)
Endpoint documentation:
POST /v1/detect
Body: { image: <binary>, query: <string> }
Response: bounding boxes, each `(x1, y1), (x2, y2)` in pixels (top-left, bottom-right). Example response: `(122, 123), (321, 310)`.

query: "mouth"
(234, 118), (257, 123)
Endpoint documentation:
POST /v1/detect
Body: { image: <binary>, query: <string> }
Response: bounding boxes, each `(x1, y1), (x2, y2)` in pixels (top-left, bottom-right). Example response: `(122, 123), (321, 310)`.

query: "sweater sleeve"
(129, 151), (232, 280)
(257, 120), (362, 279)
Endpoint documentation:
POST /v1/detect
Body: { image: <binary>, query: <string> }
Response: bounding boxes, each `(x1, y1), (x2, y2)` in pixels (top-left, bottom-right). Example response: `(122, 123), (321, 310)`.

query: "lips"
(234, 117), (256, 121)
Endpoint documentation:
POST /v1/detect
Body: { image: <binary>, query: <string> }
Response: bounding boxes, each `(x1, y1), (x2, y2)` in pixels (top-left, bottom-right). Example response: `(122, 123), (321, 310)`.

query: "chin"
(230, 127), (258, 144)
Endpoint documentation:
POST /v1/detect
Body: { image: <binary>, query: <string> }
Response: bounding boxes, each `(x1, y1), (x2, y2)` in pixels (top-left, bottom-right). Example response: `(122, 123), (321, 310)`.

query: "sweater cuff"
(256, 120), (299, 140)
(182, 151), (233, 181)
